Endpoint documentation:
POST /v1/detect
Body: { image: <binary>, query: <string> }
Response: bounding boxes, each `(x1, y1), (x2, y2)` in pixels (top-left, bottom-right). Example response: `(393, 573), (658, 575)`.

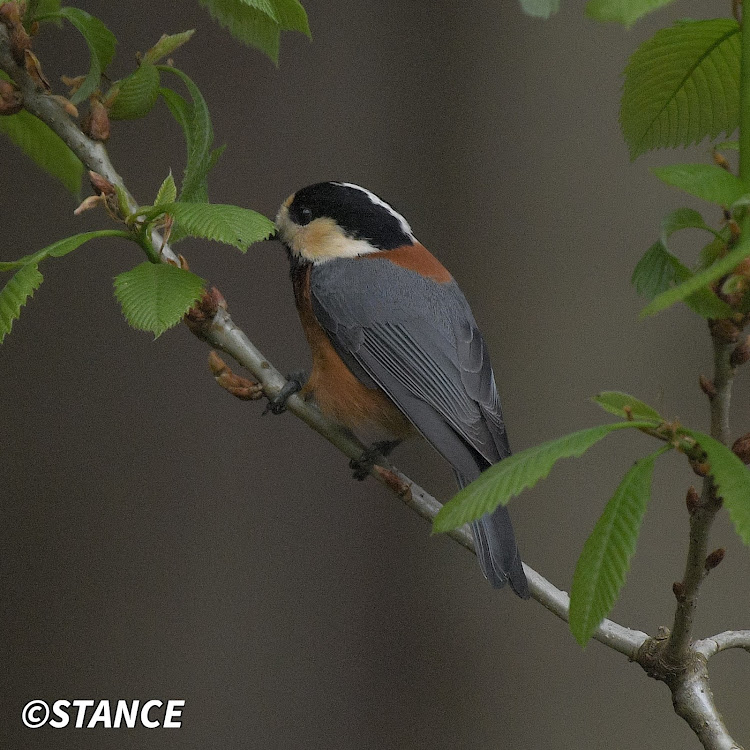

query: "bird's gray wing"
(310, 257), (528, 597)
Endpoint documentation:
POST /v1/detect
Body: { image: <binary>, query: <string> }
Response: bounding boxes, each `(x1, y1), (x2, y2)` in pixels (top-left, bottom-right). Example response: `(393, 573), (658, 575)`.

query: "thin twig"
(664, 339), (735, 665)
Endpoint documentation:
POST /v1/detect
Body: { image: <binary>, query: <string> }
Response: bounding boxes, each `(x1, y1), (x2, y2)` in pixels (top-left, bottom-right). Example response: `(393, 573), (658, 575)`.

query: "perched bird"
(274, 181), (529, 598)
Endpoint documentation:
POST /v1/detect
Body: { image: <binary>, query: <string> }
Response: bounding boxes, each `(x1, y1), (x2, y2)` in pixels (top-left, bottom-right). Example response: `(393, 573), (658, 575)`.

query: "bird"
(273, 181), (529, 598)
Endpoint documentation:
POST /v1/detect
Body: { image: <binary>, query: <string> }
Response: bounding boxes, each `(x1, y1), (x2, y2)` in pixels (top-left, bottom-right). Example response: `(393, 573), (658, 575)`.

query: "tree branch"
(665, 338), (735, 665)
(695, 630), (750, 659)
(4, 19), (748, 748)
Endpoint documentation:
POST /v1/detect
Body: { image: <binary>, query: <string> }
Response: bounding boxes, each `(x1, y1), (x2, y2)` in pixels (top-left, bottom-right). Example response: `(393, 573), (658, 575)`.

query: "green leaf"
(591, 392), (662, 422)
(651, 164), (747, 207)
(621, 19), (740, 159)
(159, 67), (216, 205)
(113, 262), (205, 337)
(108, 62), (161, 120)
(143, 30), (195, 64)
(142, 202), (275, 251)
(631, 242), (691, 300)
(432, 421), (655, 533)
(197, 0), (310, 64)
(518, 0), (559, 19)
(0, 263), (43, 343)
(586, 0), (674, 28)
(25, 0), (61, 24)
(660, 207), (719, 247)
(154, 172), (177, 207)
(683, 430), (750, 546)
(0, 108), (82, 195)
(0, 230), (131, 271)
(49, 8), (117, 104)
(641, 227), (750, 316)
(569, 450), (663, 646)
(716, 140), (739, 150)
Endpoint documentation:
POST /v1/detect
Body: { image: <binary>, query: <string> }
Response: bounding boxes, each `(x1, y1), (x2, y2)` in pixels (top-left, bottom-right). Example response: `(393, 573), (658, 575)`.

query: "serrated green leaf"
(682, 430), (750, 546)
(143, 202), (275, 251)
(0, 108), (82, 196)
(592, 392), (663, 422)
(432, 421), (655, 533)
(25, 0), (61, 24)
(198, 0), (281, 62)
(143, 30), (195, 64)
(642, 225), (750, 316)
(632, 242), (691, 300)
(660, 207), (719, 247)
(154, 172), (177, 207)
(158, 67), (215, 207)
(45, 8), (117, 104)
(113, 262), (205, 337)
(569, 450), (663, 646)
(269, 0), (310, 33)
(586, 0), (674, 28)
(651, 164), (747, 207)
(518, 0), (559, 17)
(108, 62), (161, 120)
(0, 230), (131, 271)
(621, 19), (740, 160)
(197, 0), (310, 63)
(0, 263), (43, 343)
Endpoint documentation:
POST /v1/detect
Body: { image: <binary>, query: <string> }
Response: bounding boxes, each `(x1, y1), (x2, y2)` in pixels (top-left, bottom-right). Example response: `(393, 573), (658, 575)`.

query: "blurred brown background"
(2, 0), (749, 748)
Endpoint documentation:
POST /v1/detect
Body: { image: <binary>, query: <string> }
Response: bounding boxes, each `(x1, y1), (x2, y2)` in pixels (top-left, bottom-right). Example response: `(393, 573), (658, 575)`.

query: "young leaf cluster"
(0, 8), (278, 340)
(433, 392), (750, 645)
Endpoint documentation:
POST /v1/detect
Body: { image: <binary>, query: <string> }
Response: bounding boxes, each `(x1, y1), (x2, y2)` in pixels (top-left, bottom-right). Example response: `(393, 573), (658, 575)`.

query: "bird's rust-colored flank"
(365, 242), (453, 283)
(292, 263), (414, 438)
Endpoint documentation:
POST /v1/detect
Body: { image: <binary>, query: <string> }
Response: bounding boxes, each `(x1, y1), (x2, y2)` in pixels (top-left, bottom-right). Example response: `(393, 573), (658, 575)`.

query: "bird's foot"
(264, 371), (307, 415)
(350, 440), (402, 481)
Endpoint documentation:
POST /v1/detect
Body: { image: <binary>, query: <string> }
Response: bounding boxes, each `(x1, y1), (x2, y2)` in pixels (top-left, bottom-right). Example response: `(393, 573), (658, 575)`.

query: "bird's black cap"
(287, 182), (414, 251)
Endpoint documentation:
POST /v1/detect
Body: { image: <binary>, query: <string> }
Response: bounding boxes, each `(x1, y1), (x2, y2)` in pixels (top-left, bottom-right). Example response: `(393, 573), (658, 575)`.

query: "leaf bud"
(730, 336), (750, 368)
(672, 581), (686, 602)
(82, 98), (110, 141)
(709, 318), (740, 344)
(689, 459), (710, 477)
(685, 485), (700, 515)
(732, 433), (750, 465)
(699, 375), (716, 400)
(88, 171), (115, 196)
(705, 548), (726, 571)
(0, 77), (22, 115)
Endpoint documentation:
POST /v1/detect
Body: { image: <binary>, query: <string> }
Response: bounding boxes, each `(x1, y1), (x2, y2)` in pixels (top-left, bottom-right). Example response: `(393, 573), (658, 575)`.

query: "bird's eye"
(299, 206), (313, 226)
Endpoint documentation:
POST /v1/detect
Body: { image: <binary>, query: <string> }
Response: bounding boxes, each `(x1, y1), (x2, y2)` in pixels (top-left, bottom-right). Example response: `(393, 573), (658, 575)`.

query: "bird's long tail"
(455, 471), (530, 599)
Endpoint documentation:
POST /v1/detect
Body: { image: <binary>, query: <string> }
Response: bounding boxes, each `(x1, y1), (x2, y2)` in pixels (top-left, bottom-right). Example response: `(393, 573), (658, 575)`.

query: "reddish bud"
(732, 433), (750, 465)
(88, 171), (115, 196)
(730, 336), (750, 367)
(699, 375), (716, 400)
(705, 548), (726, 571)
(712, 149), (731, 172)
(690, 459), (711, 478)
(23, 49), (49, 91)
(709, 318), (740, 344)
(686, 485), (700, 515)
(373, 465), (413, 500)
(0, 78), (22, 115)
(672, 581), (686, 602)
(49, 94), (78, 118)
(82, 98), (110, 141)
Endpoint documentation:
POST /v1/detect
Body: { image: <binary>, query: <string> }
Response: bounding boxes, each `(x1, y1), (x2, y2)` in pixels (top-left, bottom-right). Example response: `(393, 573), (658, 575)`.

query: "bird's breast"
(291, 263), (414, 440)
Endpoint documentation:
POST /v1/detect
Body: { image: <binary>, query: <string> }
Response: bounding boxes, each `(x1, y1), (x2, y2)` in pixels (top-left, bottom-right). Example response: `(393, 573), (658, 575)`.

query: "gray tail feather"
(456, 471), (529, 599)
